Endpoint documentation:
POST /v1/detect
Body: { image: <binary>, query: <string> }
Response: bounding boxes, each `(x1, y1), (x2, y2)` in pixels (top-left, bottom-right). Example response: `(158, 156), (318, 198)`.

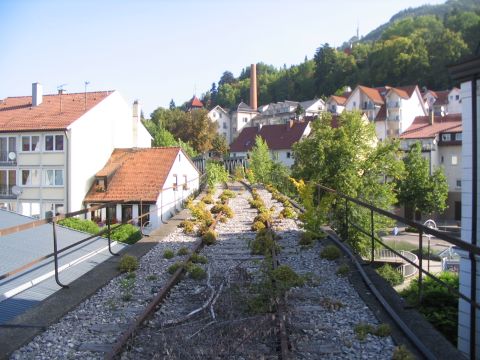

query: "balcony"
(0, 151), (17, 166)
(0, 184), (16, 199)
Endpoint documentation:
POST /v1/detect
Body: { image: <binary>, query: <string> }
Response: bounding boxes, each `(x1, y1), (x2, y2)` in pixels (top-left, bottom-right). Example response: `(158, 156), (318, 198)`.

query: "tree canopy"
(397, 142), (449, 218)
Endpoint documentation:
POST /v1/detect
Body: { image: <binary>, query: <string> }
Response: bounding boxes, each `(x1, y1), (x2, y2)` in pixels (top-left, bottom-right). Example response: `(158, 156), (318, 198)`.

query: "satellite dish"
(12, 186), (22, 196)
(8, 152), (16, 160)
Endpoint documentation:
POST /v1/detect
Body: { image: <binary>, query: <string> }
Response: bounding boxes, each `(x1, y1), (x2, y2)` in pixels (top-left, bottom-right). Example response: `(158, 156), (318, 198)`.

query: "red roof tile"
(230, 121), (310, 152)
(390, 85), (417, 99)
(400, 114), (462, 139)
(84, 147), (189, 203)
(190, 96), (203, 108)
(358, 86), (385, 105)
(0, 91), (112, 132)
(329, 95), (347, 105)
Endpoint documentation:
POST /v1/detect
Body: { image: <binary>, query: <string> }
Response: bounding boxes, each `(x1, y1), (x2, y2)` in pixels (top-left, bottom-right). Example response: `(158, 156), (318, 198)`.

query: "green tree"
(153, 127), (177, 147)
(397, 142), (448, 219)
(249, 136), (273, 184)
(210, 134), (229, 158)
(219, 71), (235, 86)
(169, 99), (176, 110)
(292, 111), (404, 253)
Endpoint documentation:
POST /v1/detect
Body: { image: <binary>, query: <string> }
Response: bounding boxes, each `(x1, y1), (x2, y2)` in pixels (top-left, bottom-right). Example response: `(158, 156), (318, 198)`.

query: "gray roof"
(237, 102), (258, 113)
(0, 210), (127, 324)
(300, 98), (324, 109)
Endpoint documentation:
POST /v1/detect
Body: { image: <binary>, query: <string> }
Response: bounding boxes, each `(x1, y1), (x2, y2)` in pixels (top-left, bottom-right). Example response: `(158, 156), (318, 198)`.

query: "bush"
(187, 263), (207, 280)
(202, 230), (217, 245)
(280, 206), (296, 219)
(392, 345), (415, 360)
(221, 189), (236, 198)
(206, 161), (229, 189)
(177, 247), (189, 256)
(400, 272), (459, 345)
(249, 198), (265, 209)
(163, 249), (175, 259)
(251, 221), (266, 231)
(191, 253), (208, 264)
(58, 217), (99, 235)
(250, 229), (277, 255)
(118, 255), (139, 273)
(320, 245), (341, 260)
(354, 323), (376, 341)
(375, 323), (391, 337)
(168, 262), (183, 274)
(233, 166), (245, 181)
(376, 264), (404, 286)
(299, 231), (320, 247)
(210, 203), (234, 218)
(180, 220), (195, 234)
(202, 194), (214, 204)
(271, 265), (304, 292)
(336, 264), (350, 277)
(254, 212), (272, 225)
(188, 201), (213, 227)
(110, 224), (142, 244)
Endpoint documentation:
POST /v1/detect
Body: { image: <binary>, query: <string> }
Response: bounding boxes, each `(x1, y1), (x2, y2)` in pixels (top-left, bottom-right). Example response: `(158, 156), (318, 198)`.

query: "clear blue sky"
(0, 0), (446, 116)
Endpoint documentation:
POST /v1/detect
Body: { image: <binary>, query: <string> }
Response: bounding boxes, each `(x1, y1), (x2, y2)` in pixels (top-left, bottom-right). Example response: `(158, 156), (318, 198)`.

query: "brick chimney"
(250, 63), (257, 110)
(32, 83), (43, 106)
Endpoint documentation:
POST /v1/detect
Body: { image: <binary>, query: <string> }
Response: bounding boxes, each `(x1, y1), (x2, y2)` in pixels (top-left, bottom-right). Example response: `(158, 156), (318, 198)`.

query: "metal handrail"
(0, 174), (205, 287)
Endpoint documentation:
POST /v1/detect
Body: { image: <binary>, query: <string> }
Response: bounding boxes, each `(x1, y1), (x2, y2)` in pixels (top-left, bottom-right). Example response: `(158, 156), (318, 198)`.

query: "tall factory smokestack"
(250, 63), (257, 110)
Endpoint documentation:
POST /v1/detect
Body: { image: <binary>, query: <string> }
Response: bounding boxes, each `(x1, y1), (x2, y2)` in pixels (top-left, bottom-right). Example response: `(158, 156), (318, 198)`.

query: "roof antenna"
(57, 84), (67, 113)
(84, 81), (90, 110)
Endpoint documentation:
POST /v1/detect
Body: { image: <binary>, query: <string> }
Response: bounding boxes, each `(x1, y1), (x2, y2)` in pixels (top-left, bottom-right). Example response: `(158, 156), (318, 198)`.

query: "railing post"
(52, 220), (69, 288)
(418, 230), (423, 303)
(107, 205), (118, 256)
(370, 209), (375, 264)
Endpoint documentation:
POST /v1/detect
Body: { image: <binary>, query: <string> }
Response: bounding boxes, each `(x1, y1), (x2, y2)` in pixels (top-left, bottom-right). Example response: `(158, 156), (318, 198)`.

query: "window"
(45, 169), (64, 186)
(219, 113), (223, 118)
(45, 203), (64, 216)
(353, 101), (356, 107)
(0, 170), (16, 196)
(21, 202), (40, 218)
(21, 136), (40, 152)
(243, 117), (248, 123)
(21, 169), (40, 186)
(45, 135), (64, 151)
(456, 180), (462, 189)
(0, 136), (16, 162)
(456, 95), (459, 100)
(441, 156), (444, 163)
(455, 133), (462, 141)
(441, 133), (451, 142)
(223, 122), (227, 129)
(286, 152), (291, 159)
(451, 155), (458, 165)
(140, 204), (150, 226)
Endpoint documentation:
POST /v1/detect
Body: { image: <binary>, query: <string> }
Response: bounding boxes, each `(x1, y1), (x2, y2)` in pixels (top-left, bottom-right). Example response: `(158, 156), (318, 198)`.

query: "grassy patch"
(320, 245), (341, 260)
(163, 249), (175, 259)
(118, 255), (139, 273)
(376, 264), (404, 286)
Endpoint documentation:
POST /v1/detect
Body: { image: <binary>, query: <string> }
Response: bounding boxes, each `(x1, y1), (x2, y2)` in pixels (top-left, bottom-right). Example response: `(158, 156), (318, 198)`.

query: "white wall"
(448, 88), (462, 114)
(152, 150), (199, 228)
(208, 107), (231, 144)
(400, 91), (428, 134)
(68, 91), (136, 213)
(458, 80), (480, 356)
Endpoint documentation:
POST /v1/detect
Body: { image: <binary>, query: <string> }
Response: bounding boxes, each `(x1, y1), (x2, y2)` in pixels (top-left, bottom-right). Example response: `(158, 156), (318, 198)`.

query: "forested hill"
(177, 0), (479, 113)
(361, 0), (480, 42)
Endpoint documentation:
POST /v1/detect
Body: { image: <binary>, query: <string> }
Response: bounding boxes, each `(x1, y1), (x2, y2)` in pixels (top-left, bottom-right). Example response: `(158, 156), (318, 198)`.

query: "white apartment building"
(207, 105), (231, 143)
(0, 83), (151, 218)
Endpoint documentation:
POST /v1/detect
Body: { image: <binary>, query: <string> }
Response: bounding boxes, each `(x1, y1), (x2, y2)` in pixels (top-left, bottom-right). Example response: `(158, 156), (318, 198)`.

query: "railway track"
(11, 182), (395, 360)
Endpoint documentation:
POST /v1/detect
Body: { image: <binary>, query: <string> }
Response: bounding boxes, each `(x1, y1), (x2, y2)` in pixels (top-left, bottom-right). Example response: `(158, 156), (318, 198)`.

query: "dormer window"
(95, 178), (106, 192)
(441, 133), (451, 142)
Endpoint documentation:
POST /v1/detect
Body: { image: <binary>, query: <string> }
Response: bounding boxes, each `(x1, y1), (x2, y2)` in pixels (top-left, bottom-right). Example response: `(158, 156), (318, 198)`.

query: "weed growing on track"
(320, 245), (342, 260)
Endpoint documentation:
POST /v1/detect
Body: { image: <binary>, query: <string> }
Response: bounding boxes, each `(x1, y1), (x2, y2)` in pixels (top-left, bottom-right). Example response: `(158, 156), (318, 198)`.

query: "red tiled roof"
(329, 95), (347, 106)
(358, 86), (385, 105)
(400, 114), (462, 139)
(390, 85), (417, 99)
(84, 147), (187, 203)
(190, 96), (203, 108)
(0, 91), (112, 132)
(230, 121), (310, 152)
(433, 90), (449, 105)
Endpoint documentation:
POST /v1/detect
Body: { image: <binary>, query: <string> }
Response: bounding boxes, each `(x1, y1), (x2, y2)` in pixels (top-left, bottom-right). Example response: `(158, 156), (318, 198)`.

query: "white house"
(399, 114), (462, 222)
(253, 99), (325, 127)
(448, 51), (480, 358)
(229, 120), (311, 167)
(424, 88), (462, 116)
(0, 83), (151, 218)
(207, 105), (231, 143)
(230, 102), (258, 141)
(344, 85), (427, 140)
(326, 94), (349, 114)
(83, 147), (199, 229)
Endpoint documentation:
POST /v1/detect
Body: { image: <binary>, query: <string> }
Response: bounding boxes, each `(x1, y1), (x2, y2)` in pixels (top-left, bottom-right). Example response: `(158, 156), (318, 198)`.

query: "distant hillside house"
(326, 94), (349, 114)
(253, 99), (325, 126)
(424, 88), (461, 116)
(208, 105), (231, 143)
(344, 85), (427, 140)
(83, 147), (199, 229)
(400, 114), (462, 222)
(0, 83), (152, 218)
(229, 120), (311, 167)
(187, 95), (204, 111)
